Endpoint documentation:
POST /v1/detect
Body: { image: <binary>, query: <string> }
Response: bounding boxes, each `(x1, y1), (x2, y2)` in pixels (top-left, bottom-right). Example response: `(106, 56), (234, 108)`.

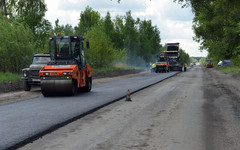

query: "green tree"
(53, 19), (64, 35)
(179, 49), (190, 65)
(76, 6), (101, 35)
(0, 17), (34, 72)
(52, 19), (75, 36)
(112, 15), (124, 49)
(6, 0), (52, 52)
(75, 7), (162, 67)
(175, 0), (240, 65)
(84, 25), (126, 68)
(123, 11), (140, 64)
(103, 12), (114, 41)
(6, 0), (47, 33)
(199, 57), (206, 66)
(138, 20), (161, 62)
(63, 24), (75, 36)
(190, 57), (197, 63)
(35, 18), (52, 52)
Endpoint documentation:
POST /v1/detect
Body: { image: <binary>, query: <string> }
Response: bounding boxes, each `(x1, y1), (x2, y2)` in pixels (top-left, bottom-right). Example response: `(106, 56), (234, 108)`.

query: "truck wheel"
(83, 77), (92, 92)
(23, 81), (31, 91)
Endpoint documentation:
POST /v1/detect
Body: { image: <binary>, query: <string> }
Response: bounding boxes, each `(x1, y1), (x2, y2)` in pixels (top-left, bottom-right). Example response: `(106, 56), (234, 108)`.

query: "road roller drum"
(41, 79), (76, 96)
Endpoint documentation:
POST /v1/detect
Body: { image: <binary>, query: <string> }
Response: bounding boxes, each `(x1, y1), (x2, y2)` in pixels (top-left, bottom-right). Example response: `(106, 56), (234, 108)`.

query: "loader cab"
(48, 35), (86, 68)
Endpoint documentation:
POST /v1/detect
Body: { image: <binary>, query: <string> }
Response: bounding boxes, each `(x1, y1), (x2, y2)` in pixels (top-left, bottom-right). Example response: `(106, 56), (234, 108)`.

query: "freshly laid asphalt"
(0, 71), (178, 150)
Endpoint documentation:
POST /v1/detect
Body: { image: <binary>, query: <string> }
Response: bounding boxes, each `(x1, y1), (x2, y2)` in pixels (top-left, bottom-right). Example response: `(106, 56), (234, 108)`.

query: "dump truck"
(164, 43), (182, 71)
(155, 52), (169, 73)
(39, 34), (92, 96)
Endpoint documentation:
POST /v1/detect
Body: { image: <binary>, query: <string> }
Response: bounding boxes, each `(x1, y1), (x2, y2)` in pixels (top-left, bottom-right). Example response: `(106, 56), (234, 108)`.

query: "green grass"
(0, 72), (21, 84)
(215, 66), (240, 74)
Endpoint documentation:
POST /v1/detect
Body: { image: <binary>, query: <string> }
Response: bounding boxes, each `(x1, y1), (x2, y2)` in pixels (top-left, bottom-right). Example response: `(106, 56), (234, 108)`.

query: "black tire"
(70, 79), (78, 96)
(23, 81), (31, 91)
(83, 77), (92, 92)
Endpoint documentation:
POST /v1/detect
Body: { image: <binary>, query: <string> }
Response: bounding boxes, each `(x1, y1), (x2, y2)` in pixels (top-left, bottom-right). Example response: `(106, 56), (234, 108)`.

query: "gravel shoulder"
(19, 65), (240, 150)
(0, 70), (148, 106)
(202, 67), (240, 150)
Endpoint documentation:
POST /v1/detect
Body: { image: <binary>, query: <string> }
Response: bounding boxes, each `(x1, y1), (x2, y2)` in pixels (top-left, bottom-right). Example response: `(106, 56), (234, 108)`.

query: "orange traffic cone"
(126, 89), (132, 101)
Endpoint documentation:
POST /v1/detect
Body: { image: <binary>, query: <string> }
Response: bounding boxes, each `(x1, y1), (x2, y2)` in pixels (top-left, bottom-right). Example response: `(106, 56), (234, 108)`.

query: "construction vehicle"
(206, 58), (213, 68)
(21, 53), (50, 91)
(39, 34), (92, 96)
(155, 52), (169, 73)
(164, 43), (182, 71)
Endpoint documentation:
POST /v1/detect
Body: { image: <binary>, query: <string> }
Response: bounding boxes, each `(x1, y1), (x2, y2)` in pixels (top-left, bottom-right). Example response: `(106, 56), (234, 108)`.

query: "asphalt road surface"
(19, 66), (240, 150)
(0, 71), (178, 150)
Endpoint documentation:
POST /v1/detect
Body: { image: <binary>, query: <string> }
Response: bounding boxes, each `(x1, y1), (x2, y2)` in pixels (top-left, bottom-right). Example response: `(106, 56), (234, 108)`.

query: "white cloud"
(44, 0), (207, 57)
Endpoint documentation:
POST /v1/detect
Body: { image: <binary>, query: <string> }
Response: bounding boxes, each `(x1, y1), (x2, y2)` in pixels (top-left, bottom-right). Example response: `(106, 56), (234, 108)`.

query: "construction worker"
(184, 63), (187, 72)
(151, 63), (156, 72)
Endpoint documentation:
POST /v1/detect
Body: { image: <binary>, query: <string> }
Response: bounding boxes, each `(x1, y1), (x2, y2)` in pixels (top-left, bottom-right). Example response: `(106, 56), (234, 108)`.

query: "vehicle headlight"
(23, 72), (27, 77)
(63, 72), (68, 75)
(44, 72), (49, 76)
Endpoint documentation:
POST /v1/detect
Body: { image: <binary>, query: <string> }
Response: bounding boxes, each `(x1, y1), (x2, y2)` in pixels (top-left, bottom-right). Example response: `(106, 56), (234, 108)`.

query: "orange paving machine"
(39, 34), (92, 96)
(155, 52), (169, 73)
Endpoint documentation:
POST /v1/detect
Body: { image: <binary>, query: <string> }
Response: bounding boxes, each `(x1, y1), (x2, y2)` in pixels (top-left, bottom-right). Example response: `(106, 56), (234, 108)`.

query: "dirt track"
(19, 65), (240, 150)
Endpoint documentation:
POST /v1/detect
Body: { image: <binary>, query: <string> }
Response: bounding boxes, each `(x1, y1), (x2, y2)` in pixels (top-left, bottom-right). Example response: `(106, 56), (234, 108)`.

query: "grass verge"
(0, 72), (21, 84)
(215, 66), (240, 74)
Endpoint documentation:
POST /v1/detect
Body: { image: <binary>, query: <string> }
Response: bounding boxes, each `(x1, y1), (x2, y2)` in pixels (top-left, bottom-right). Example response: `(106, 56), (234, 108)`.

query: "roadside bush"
(231, 47), (240, 66)
(84, 25), (126, 68)
(0, 17), (34, 73)
(0, 72), (21, 84)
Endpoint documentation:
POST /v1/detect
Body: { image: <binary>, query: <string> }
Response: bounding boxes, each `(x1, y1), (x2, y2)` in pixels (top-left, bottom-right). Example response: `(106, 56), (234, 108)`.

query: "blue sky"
(45, 0), (208, 57)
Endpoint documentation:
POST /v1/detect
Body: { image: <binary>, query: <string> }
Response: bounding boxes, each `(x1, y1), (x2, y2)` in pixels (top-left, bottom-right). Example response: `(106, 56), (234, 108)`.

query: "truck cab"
(21, 53), (50, 91)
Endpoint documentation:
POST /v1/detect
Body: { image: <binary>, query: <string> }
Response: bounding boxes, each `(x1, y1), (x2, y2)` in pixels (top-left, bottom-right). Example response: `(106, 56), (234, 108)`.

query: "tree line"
(0, 0), (189, 73)
(175, 0), (240, 66)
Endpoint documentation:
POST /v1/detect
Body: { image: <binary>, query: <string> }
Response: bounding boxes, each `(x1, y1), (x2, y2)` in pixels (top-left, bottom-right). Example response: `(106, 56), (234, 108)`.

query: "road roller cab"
(155, 52), (169, 73)
(39, 35), (92, 96)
